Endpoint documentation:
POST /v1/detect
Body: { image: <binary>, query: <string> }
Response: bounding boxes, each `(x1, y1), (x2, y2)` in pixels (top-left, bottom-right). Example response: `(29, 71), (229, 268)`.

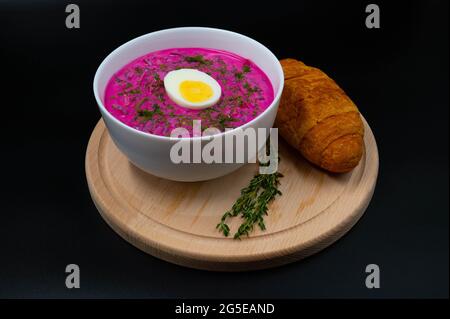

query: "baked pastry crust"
(275, 58), (364, 173)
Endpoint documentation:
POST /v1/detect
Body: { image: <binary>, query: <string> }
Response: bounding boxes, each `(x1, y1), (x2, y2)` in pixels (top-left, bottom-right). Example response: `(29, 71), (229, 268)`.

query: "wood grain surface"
(85, 117), (378, 271)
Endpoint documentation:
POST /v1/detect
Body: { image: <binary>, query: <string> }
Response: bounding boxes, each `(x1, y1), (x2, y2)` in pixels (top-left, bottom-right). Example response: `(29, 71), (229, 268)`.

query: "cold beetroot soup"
(104, 48), (274, 137)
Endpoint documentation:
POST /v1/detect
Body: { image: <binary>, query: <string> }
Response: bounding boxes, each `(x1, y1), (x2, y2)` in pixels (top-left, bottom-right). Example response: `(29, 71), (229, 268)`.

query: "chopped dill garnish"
(136, 103), (162, 122)
(235, 72), (244, 80)
(184, 54), (212, 65)
(137, 109), (154, 121)
(218, 66), (227, 75)
(119, 88), (141, 96)
(216, 114), (238, 130)
(135, 97), (148, 110)
(152, 103), (162, 115)
(243, 82), (259, 95)
(134, 66), (144, 75)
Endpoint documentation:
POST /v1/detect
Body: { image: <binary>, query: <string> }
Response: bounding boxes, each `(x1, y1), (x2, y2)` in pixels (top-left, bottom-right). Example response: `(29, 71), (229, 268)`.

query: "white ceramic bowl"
(93, 27), (284, 181)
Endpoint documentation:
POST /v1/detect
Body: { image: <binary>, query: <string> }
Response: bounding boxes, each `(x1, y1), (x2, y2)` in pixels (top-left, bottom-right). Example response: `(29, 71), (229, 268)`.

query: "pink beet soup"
(104, 48), (274, 137)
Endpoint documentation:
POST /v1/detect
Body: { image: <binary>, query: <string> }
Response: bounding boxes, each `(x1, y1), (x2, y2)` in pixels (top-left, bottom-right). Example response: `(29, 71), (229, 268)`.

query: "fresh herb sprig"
(216, 160), (283, 239)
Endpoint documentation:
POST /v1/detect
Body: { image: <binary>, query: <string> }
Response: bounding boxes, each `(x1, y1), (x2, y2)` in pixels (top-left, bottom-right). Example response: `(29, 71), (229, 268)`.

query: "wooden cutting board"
(85, 117), (378, 271)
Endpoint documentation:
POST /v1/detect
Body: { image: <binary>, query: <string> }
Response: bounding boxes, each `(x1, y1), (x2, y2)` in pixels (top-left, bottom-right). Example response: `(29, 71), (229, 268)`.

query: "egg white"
(163, 69), (222, 109)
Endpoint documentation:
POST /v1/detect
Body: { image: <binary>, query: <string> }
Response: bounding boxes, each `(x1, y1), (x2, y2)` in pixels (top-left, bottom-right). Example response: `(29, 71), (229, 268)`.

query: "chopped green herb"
(243, 65), (251, 73)
(136, 103), (162, 122)
(201, 108), (214, 114)
(236, 96), (244, 106)
(243, 82), (259, 95)
(151, 73), (164, 89)
(218, 66), (227, 75)
(152, 103), (163, 115)
(118, 88), (142, 96)
(184, 55), (212, 65)
(127, 89), (141, 95)
(134, 97), (149, 110)
(217, 115), (238, 130)
(235, 72), (244, 80)
(153, 73), (161, 81)
(137, 109), (154, 121)
(226, 95), (244, 107)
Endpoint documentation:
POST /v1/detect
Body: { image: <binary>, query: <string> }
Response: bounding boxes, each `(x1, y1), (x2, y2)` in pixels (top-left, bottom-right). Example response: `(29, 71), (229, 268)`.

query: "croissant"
(275, 58), (364, 173)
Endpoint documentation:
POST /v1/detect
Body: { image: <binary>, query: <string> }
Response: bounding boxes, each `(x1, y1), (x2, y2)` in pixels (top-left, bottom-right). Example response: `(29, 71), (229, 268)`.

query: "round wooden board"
(86, 117), (378, 271)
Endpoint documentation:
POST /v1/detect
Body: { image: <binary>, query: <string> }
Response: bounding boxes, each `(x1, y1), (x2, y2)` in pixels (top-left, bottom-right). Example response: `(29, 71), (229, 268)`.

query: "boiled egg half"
(163, 69), (221, 109)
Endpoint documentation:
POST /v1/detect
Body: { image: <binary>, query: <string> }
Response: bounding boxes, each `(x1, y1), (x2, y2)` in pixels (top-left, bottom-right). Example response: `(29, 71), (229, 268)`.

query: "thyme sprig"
(216, 160), (283, 239)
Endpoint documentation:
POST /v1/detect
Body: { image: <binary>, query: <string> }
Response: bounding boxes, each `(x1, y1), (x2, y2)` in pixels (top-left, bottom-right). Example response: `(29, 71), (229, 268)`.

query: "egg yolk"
(179, 80), (214, 103)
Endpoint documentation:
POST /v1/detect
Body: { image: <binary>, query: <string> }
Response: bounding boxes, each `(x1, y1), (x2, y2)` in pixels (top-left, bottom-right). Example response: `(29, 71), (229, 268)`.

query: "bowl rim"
(93, 26), (284, 141)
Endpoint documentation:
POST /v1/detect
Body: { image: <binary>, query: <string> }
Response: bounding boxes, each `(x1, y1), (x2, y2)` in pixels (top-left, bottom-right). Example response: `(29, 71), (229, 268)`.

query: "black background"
(0, 0), (448, 298)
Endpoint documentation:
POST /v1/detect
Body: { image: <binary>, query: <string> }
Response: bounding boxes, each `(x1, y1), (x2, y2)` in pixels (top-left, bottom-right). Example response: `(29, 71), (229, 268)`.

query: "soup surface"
(104, 48), (274, 136)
